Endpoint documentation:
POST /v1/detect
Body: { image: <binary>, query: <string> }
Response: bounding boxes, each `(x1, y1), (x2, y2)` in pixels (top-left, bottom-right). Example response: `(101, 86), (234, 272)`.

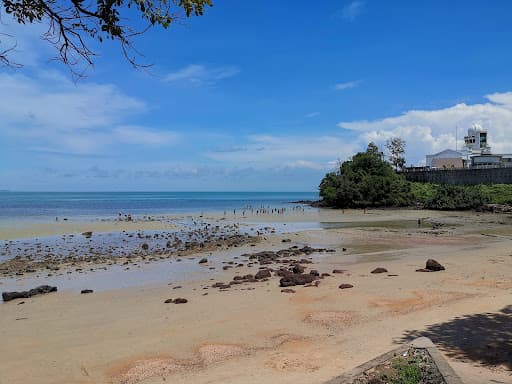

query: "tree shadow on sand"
(399, 305), (512, 370)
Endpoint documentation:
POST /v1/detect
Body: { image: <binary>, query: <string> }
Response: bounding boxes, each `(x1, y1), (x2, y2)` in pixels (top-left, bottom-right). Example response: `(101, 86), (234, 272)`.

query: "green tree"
(1, 0), (212, 74)
(386, 137), (406, 171)
(319, 143), (412, 208)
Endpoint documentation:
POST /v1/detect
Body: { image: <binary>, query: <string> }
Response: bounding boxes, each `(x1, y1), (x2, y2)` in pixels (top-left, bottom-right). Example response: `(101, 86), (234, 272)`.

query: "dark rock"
(338, 284), (354, 289)
(255, 269), (271, 279)
(332, 269), (345, 274)
(164, 298), (188, 304)
(141, 243), (149, 250)
(371, 267), (388, 274)
(425, 259), (445, 271)
(309, 269), (320, 277)
(81, 289), (93, 294)
(280, 273), (317, 287)
(281, 288), (296, 293)
(292, 264), (305, 274)
(82, 231), (93, 238)
(2, 285), (57, 302)
(198, 258), (208, 264)
(281, 239), (291, 243)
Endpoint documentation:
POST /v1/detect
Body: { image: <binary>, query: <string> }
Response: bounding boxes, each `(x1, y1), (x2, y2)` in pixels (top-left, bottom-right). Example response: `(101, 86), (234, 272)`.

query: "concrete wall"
(402, 167), (512, 185)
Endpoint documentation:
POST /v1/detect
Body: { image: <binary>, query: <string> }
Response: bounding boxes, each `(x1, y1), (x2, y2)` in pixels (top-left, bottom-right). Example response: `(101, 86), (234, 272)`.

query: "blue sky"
(2, 0), (512, 191)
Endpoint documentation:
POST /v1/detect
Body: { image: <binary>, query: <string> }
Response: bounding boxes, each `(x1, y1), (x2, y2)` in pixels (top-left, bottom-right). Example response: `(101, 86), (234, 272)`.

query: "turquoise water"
(0, 191), (318, 220)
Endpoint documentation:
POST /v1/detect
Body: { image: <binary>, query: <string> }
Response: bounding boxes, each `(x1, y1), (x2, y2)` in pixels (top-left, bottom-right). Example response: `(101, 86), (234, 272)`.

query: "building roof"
(427, 149), (463, 158)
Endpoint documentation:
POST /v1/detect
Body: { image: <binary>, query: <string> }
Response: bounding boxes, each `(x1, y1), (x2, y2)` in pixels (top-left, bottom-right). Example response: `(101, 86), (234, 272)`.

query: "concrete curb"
(325, 337), (463, 384)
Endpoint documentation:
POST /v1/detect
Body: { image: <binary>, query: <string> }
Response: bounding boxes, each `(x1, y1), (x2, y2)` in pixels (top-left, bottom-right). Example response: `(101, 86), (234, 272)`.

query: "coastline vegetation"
(319, 143), (512, 210)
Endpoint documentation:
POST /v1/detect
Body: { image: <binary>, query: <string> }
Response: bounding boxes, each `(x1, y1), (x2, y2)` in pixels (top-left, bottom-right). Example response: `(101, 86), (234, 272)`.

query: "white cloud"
(205, 134), (359, 170)
(338, 92), (512, 165)
(336, 1), (366, 22)
(334, 80), (360, 90)
(0, 72), (178, 155)
(164, 64), (240, 86)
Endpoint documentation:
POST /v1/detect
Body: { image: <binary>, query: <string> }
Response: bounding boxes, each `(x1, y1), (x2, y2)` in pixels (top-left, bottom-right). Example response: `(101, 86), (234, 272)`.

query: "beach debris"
(338, 283), (354, 289)
(2, 285), (57, 302)
(416, 259), (445, 272)
(81, 231), (93, 238)
(198, 258), (208, 264)
(81, 289), (94, 294)
(371, 267), (388, 274)
(164, 298), (188, 304)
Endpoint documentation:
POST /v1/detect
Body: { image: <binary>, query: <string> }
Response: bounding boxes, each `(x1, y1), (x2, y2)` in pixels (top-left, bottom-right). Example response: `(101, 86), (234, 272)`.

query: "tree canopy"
(1, 0), (212, 74)
(319, 142), (412, 208)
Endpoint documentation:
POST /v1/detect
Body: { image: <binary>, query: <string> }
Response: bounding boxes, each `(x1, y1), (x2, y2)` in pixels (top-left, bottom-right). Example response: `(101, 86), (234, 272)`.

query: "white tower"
(463, 123), (491, 155)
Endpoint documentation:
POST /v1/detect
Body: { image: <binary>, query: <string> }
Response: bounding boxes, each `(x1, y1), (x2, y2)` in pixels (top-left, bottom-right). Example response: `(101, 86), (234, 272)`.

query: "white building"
(463, 123), (491, 155)
(424, 125), (511, 169)
(426, 149), (464, 168)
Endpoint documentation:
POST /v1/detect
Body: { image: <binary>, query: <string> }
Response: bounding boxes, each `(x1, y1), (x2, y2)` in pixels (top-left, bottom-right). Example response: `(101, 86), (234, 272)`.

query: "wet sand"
(1, 209), (511, 384)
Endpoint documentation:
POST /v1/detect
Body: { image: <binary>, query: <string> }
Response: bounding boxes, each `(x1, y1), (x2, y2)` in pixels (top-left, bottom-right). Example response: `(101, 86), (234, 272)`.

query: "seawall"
(402, 167), (512, 185)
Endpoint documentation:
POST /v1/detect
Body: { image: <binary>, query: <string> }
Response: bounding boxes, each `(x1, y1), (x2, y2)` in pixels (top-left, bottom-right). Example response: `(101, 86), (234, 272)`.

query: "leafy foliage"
(1, 0), (212, 75)
(319, 142), (413, 208)
(411, 183), (491, 210)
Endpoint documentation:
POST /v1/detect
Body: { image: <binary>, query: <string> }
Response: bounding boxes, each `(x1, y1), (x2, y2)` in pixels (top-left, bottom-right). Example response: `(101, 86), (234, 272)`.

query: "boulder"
(2, 285), (57, 302)
(255, 269), (271, 279)
(338, 284), (354, 289)
(81, 231), (93, 238)
(198, 258), (208, 264)
(164, 298), (188, 304)
(416, 259), (445, 272)
(426, 259), (445, 271)
(279, 273), (316, 287)
(81, 289), (94, 294)
(292, 264), (305, 274)
(371, 267), (388, 274)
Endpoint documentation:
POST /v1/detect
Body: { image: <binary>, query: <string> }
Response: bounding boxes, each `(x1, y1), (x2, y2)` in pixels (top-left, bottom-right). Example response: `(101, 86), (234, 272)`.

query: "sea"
(0, 191), (318, 222)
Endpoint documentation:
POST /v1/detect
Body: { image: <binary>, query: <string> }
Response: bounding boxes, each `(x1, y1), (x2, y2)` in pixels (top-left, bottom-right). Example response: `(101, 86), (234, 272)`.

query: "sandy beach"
(1, 208), (511, 384)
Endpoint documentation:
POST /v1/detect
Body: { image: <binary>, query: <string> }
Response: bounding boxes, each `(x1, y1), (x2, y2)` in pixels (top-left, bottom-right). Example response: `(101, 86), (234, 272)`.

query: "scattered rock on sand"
(2, 285), (57, 302)
(279, 273), (316, 287)
(198, 258), (208, 264)
(281, 289), (296, 293)
(416, 259), (445, 272)
(371, 267), (388, 274)
(81, 289), (94, 294)
(164, 298), (188, 304)
(81, 231), (93, 238)
(338, 284), (354, 289)
(255, 269), (271, 279)
(332, 269), (345, 274)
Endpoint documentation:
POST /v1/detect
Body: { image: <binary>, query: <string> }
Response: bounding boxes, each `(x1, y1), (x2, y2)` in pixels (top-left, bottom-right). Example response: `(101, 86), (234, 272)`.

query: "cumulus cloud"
(164, 64), (240, 86)
(0, 72), (178, 155)
(334, 80), (360, 90)
(338, 92), (512, 165)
